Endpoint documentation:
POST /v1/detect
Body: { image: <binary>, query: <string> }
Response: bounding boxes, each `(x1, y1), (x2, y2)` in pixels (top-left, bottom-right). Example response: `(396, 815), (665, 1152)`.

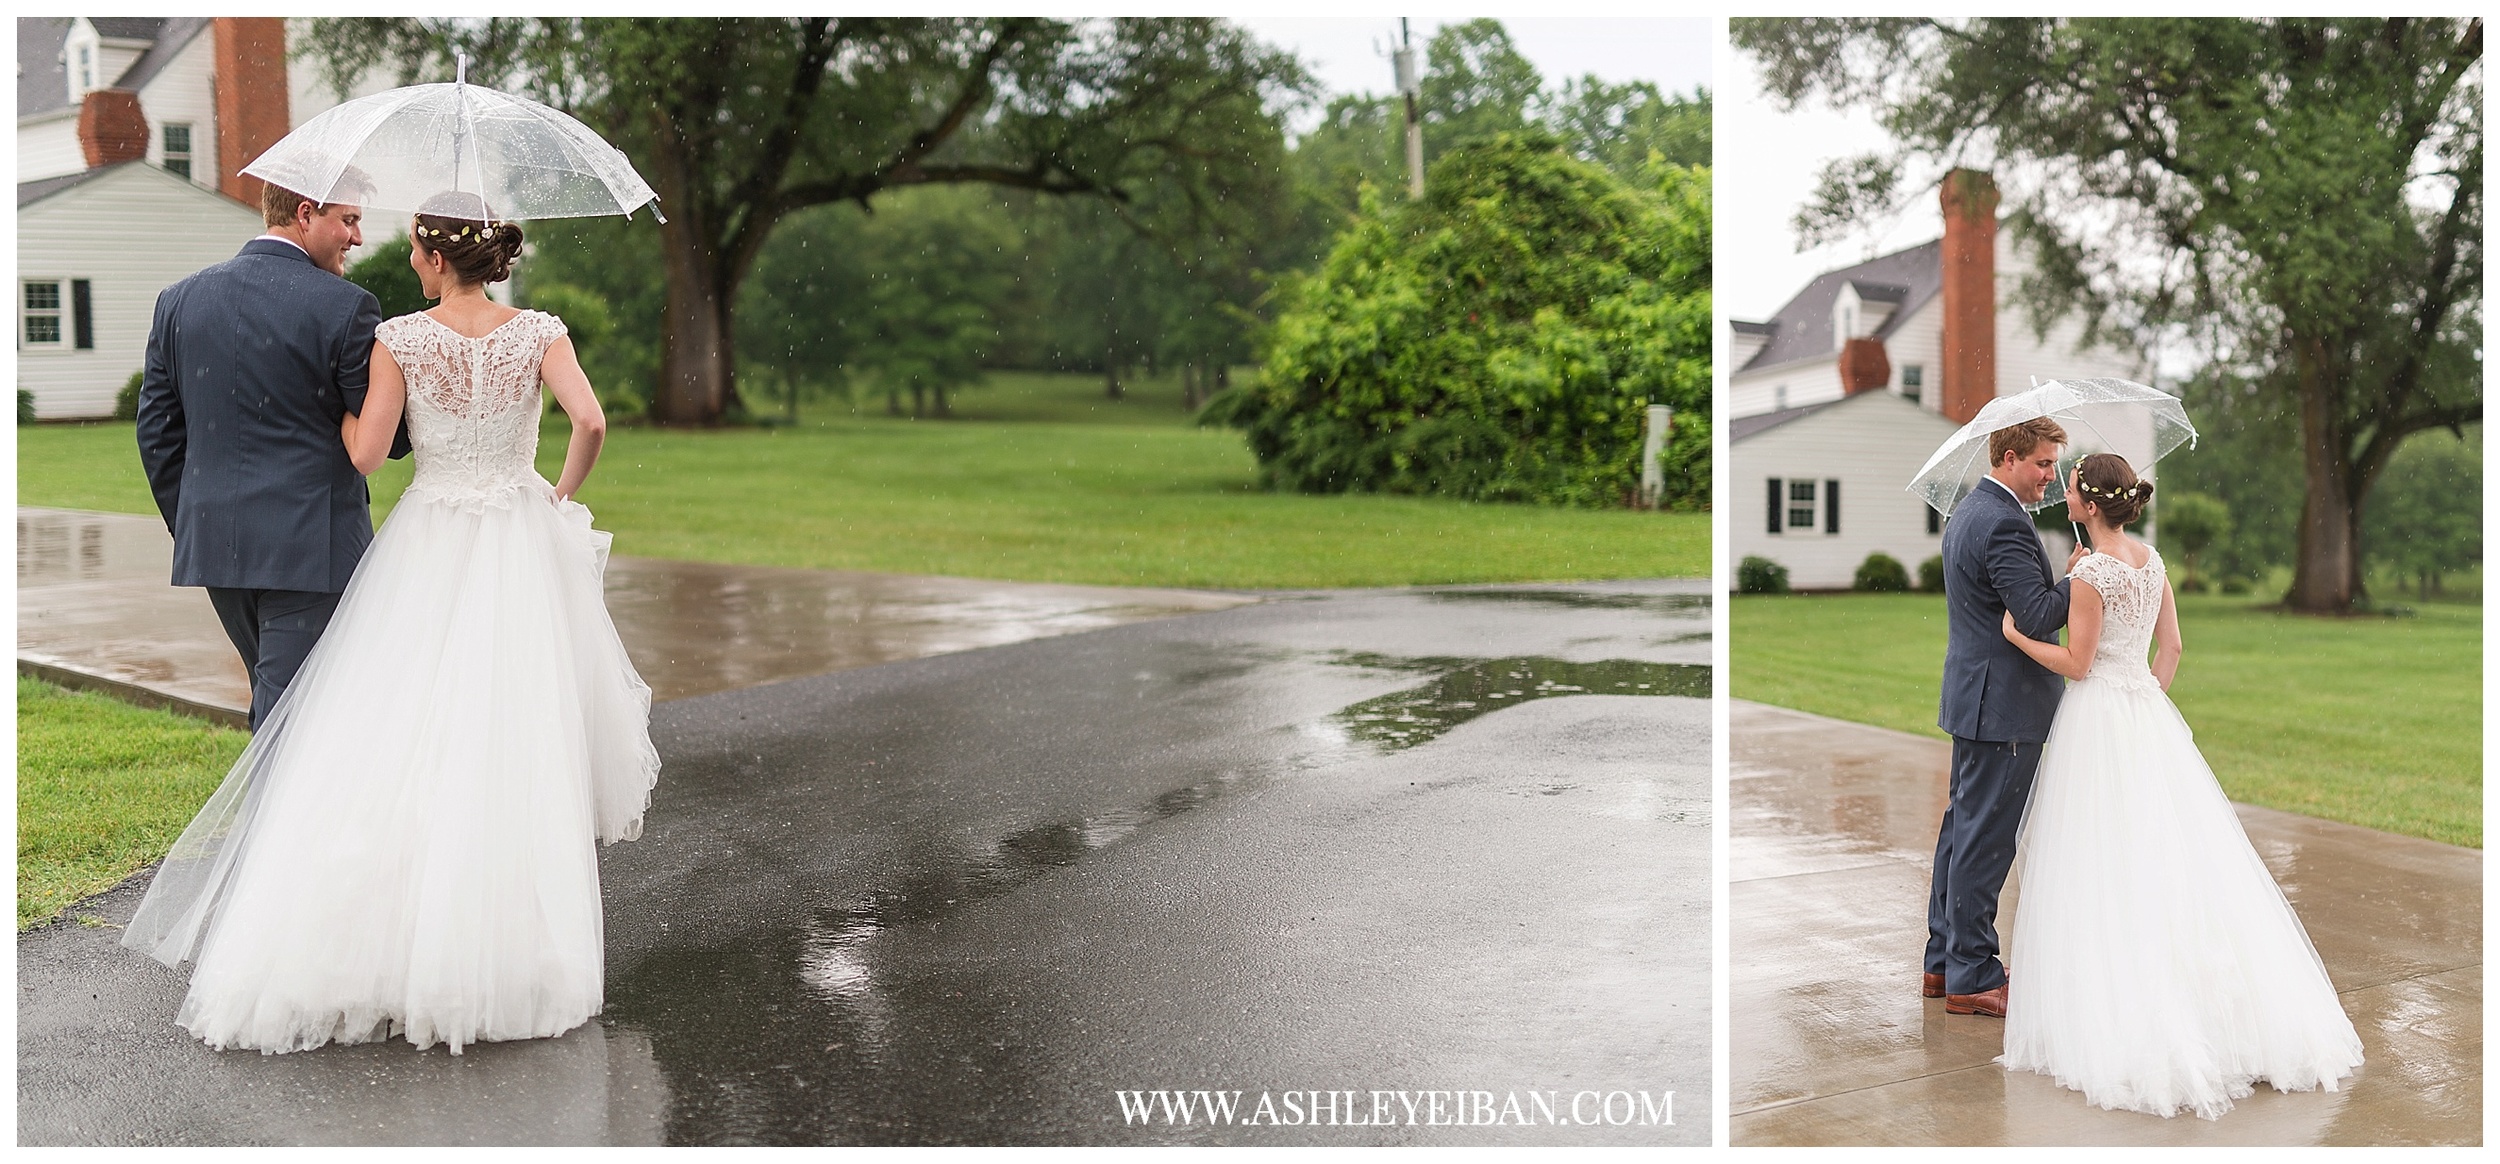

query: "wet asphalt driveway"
(18, 582), (1710, 1146)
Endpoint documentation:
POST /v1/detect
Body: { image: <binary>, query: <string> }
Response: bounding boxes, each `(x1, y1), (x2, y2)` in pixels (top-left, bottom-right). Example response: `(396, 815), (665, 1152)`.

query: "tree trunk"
(2286, 338), (2359, 613)
(1181, 362), (1200, 410)
(1103, 356), (1124, 401)
(653, 222), (741, 426)
(932, 380), (953, 418)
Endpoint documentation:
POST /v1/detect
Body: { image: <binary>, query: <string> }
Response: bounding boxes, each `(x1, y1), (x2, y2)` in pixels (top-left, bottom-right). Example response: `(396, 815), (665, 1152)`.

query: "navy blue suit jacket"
(136, 239), (406, 593)
(1936, 478), (2072, 742)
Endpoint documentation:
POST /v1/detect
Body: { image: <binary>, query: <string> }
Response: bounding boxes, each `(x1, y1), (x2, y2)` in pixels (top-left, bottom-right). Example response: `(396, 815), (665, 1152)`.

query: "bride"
(122, 193), (660, 1054)
(1994, 452), (2363, 1118)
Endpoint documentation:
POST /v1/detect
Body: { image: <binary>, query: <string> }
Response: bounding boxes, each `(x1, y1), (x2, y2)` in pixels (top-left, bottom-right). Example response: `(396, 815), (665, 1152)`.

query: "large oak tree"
(306, 17), (1303, 425)
(1734, 17), (2481, 612)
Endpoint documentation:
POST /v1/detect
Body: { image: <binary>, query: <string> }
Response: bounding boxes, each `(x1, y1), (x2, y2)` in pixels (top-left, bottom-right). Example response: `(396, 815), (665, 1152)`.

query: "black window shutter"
(1927, 506), (1942, 534)
(1767, 478), (1782, 535)
(70, 280), (92, 349)
(1825, 479), (1841, 534)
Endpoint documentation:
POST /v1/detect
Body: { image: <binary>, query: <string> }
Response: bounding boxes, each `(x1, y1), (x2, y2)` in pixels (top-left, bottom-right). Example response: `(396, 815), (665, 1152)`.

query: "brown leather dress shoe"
(1922, 972), (1945, 998)
(1944, 984), (2008, 1017)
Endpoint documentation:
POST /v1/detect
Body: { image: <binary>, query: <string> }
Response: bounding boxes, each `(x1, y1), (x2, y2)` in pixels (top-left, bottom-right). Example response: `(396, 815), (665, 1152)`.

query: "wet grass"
(17, 371), (1704, 589)
(16, 677), (247, 929)
(1731, 592), (2481, 848)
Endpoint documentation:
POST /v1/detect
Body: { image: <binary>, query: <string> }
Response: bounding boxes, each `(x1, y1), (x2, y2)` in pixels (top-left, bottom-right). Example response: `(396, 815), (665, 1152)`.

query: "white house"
(1733, 390), (1964, 590)
(1729, 169), (2155, 589)
(17, 17), (401, 419)
(18, 162), (265, 418)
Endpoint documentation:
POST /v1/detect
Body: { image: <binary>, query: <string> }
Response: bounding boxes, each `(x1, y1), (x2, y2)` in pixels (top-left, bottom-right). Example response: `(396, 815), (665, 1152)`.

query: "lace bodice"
(377, 310), (568, 512)
(2070, 547), (2166, 692)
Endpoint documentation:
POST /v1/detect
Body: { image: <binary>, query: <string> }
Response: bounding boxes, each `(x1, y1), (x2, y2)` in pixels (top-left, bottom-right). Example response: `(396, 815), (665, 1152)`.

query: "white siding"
(1882, 299), (1945, 411)
(1732, 391), (1965, 591)
(18, 114), (87, 183)
(18, 165), (264, 419)
(1729, 355), (1844, 417)
(136, 33), (220, 192)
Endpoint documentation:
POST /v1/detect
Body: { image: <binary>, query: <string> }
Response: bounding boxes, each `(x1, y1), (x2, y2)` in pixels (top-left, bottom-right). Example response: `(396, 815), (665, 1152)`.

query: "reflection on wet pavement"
(17, 507), (1252, 713)
(1328, 654), (1710, 749)
(1729, 699), (2481, 1147)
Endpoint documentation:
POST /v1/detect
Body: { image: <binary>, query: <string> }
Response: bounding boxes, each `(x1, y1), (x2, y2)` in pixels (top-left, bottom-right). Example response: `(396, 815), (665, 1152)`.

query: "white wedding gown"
(2000, 547), (2363, 1118)
(123, 309), (660, 1055)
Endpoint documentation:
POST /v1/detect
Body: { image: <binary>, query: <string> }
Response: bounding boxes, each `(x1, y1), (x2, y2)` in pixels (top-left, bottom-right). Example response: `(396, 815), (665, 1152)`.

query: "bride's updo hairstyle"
(411, 191), (525, 286)
(2073, 452), (2153, 527)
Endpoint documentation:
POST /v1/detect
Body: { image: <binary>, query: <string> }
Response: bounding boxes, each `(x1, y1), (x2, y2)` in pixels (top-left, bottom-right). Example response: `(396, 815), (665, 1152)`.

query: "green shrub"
(1855, 552), (1910, 592)
(17, 389), (35, 426)
(1738, 555), (1789, 594)
(113, 371), (142, 421)
(345, 235), (430, 320)
(1208, 133), (1711, 508)
(1917, 554), (1946, 592)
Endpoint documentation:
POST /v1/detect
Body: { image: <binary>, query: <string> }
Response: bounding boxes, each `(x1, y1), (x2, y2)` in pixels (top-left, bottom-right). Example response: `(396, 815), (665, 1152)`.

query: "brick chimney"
(1938, 168), (1999, 425)
(214, 17), (291, 205)
(77, 90), (150, 167)
(1838, 337), (1891, 396)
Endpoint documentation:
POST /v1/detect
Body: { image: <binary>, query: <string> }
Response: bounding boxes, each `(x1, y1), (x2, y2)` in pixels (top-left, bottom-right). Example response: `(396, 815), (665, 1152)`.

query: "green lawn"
(18, 371), (1703, 589)
(17, 678), (249, 928)
(1732, 592), (2482, 848)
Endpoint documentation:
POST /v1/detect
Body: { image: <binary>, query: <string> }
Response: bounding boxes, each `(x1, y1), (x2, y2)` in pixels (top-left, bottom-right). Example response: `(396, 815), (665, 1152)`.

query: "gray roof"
(112, 16), (207, 93)
(87, 18), (166, 42)
(17, 17), (193, 120)
(18, 18), (72, 118)
(1728, 398), (1846, 443)
(1734, 239), (1944, 373)
(18, 160), (133, 208)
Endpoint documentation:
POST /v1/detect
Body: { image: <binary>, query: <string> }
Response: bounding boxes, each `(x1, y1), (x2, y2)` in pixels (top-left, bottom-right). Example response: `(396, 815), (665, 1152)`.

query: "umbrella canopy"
(243, 76), (660, 222)
(1908, 377), (2197, 516)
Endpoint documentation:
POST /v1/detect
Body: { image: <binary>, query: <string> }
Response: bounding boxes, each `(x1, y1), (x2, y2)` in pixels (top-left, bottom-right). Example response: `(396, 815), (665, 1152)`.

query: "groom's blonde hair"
(1989, 418), (2068, 467)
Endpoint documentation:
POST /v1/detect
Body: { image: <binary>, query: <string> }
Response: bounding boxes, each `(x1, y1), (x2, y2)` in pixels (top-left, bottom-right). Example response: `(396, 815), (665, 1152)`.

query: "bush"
(1738, 555), (1790, 594)
(1917, 554), (1946, 592)
(1210, 134), (1711, 508)
(2220, 576), (2251, 596)
(1855, 552), (1910, 592)
(18, 389), (36, 425)
(345, 235), (430, 320)
(113, 371), (142, 421)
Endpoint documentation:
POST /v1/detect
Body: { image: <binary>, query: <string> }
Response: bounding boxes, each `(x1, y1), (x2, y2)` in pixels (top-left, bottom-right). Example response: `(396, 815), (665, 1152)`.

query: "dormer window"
(163, 124), (193, 179)
(73, 43), (96, 98)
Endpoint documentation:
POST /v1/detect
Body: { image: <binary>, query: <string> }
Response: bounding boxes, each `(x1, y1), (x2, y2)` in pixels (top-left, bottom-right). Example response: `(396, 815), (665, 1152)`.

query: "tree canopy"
(305, 17), (1307, 425)
(1734, 16), (2482, 612)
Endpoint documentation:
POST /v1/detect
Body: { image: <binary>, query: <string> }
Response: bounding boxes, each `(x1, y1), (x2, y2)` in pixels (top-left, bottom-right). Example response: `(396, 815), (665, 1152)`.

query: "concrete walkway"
(17, 506), (1253, 722)
(1729, 699), (2482, 1146)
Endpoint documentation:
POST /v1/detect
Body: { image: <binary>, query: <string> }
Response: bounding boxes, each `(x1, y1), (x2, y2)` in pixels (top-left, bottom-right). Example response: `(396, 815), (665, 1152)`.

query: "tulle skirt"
(122, 483), (660, 1054)
(2000, 671), (2363, 1118)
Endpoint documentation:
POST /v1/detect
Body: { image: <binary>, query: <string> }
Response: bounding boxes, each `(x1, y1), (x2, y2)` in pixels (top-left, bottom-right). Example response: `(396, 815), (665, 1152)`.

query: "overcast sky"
(1716, 35), (1935, 324)
(1235, 16), (1711, 135)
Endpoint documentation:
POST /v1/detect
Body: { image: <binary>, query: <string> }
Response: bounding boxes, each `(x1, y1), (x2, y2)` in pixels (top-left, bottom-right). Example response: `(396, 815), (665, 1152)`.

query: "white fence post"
(1640, 405), (1671, 509)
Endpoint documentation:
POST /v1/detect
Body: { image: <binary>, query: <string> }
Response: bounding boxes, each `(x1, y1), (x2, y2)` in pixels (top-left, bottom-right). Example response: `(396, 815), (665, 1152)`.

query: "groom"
(136, 175), (406, 729)
(1925, 417), (2080, 1017)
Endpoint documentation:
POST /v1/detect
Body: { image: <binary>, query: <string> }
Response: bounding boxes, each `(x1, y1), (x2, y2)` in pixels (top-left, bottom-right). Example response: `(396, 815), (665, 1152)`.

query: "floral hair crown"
(415, 221), (502, 242)
(2075, 478), (2143, 501)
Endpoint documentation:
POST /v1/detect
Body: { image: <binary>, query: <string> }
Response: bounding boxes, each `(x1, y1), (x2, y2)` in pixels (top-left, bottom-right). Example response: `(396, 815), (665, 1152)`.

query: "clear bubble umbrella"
(241, 56), (662, 222)
(1907, 376), (2198, 518)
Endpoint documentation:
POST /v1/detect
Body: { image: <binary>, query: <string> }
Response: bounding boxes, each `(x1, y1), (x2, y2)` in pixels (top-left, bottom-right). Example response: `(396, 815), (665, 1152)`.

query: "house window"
(1787, 480), (1818, 530)
(1901, 363), (1924, 404)
(163, 123), (193, 180)
(73, 44), (96, 97)
(1927, 505), (1942, 535)
(23, 282), (64, 345)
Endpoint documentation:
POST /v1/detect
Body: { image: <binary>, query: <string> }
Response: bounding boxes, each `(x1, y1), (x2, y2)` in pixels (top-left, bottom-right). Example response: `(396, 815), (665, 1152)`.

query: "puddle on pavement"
(1422, 588), (1711, 617)
(1328, 654), (1712, 750)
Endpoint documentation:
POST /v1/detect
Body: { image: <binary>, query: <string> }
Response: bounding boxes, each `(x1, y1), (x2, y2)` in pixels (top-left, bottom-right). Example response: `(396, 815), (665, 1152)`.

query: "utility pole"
(1395, 19), (1423, 199)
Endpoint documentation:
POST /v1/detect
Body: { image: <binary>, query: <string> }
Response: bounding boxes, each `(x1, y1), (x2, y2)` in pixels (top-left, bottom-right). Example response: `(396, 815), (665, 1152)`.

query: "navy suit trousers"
(1923, 735), (2045, 995)
(206, 587), (342, 729)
